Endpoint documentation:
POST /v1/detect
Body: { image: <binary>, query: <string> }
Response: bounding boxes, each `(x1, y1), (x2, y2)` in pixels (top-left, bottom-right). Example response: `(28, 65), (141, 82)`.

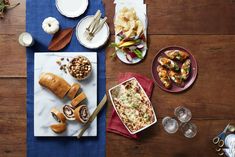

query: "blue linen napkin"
(26, 0), (106, 156)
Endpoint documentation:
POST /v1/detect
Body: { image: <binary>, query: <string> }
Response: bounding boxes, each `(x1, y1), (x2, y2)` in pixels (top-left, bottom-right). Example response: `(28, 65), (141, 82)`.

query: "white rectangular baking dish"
(108, 77), (157, 134)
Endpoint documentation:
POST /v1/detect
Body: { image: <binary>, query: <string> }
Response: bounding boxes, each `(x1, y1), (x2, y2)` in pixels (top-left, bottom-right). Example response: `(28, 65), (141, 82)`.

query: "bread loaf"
(39, 73), (71, 99)
(67, 83), (80, 100)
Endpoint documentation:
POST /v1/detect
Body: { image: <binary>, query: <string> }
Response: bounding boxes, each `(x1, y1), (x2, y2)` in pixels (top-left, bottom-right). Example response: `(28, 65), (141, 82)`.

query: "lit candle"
(18, 32), (34, 47)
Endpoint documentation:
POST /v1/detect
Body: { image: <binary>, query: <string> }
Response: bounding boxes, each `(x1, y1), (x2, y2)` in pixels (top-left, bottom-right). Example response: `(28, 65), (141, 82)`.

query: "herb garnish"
(0, 0), (20, 19)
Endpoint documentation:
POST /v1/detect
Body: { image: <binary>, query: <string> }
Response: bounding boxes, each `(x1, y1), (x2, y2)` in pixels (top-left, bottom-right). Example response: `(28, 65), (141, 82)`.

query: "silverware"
(84, 10), (101, 38)
(77, 94), (107, 139)
(87, 17), (107, 41)
(213, 124), (230, 147)
(84, 10), (107, 41)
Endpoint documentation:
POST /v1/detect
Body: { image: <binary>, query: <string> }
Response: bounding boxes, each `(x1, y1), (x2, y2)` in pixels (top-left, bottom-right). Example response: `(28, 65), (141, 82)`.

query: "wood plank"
(1, 0), (235, 35)
(0, 72), (233, 157)
(0, 34), (26, 77)
(107, 119), (235, 157)
(0, 0), (26, 77)
(0, 0), (235, 77)
(106, 35), (235, 119)
(1, 33), (235, 78)
(0, 79), (233, 157)
(103, 0), (235, 35)
(0, 78), (26, 157)
(0, 0), (25, 35)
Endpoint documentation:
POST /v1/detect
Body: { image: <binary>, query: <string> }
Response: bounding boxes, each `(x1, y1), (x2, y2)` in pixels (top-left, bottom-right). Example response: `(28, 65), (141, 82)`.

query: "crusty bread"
(39, 73), (71, 99)
(67, 83), (80, 100)
(71, 92), (86, 107)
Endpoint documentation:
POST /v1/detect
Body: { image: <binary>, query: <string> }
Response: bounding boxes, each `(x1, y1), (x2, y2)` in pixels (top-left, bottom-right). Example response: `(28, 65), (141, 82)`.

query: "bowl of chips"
(110, 7), (148, 64)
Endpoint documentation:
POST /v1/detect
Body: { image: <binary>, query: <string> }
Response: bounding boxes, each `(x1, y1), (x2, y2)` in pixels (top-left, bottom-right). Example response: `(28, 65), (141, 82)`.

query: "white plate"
(108, 77), (157, 134)
(56, 0), (88, 18)
(34, 52), (97, 137)
(76, 16), (110, 49)
(115, 12), (148, 64)
(225, 134), (235, 147)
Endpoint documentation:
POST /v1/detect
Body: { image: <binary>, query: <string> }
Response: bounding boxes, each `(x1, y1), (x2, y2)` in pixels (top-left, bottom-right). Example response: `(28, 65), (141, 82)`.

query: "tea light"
(19, 32), (34, 47)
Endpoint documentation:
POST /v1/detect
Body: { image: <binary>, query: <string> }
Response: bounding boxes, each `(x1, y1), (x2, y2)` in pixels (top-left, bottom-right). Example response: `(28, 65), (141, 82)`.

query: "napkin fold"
(107, 72), (154, 139)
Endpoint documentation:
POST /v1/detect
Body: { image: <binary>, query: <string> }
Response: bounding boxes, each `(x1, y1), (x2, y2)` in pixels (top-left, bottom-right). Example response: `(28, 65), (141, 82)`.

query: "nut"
(68, 56), (92, 80)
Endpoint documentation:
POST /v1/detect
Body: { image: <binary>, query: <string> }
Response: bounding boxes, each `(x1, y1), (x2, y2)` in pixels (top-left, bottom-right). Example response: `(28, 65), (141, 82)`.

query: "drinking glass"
(174, 106), (192, 123)
(162, 116), (179, 134)
(180, 122), (197, 138)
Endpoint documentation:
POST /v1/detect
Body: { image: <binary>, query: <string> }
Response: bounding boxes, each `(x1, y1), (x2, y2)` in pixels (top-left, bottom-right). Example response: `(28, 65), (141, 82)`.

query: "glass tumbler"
(180, 122), (197, 138)
(162, 116), (179, 134)
(174, 106), (192, 123)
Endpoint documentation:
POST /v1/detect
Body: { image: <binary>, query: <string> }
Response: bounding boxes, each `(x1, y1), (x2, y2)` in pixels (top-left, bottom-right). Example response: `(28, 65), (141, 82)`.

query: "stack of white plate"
(56, 0), (88, 18)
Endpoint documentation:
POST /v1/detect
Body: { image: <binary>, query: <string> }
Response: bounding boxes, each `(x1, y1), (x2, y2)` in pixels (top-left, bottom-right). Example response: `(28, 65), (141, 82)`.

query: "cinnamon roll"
(62, 105), (75, 121)
(50, 108), (66, 123)
(74, 105), (90, 124)
(50, 123), (66, 133)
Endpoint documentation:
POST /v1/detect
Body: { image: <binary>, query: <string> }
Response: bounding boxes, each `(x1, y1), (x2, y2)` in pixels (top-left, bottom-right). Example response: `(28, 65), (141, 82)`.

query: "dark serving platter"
(151, 46), (198, 93)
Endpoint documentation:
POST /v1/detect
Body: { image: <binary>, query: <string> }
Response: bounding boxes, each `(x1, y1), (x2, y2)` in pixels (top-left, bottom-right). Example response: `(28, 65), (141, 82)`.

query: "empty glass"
(180, 122), (197, 138)
(174, 106), (192, 123)
(162, 116), (179, 134)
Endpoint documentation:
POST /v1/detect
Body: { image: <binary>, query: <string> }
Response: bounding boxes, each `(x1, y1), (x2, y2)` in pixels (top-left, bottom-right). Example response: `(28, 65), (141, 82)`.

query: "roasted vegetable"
(133, 49), (143, 59)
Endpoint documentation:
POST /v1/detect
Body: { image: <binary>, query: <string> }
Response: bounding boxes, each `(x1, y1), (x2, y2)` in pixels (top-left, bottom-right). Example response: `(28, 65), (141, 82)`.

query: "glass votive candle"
(18, 32), (34, 47)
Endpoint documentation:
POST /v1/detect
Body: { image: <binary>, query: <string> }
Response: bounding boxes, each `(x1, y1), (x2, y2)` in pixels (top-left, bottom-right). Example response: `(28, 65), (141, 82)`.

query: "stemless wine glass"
(162, 116), (179, 134)
(174, 106), (192, 123)
(180, 122), (197, 138)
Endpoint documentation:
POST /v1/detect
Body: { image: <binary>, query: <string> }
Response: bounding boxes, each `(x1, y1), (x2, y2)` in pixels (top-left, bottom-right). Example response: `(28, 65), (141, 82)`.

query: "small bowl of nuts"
(68, 56), (92, 81)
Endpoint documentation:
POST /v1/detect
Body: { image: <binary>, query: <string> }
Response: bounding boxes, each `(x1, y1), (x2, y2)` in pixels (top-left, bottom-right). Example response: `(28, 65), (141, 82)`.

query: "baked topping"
(74, 105), (90, 124)
(68, 56), (92, 80)
(71, 92), (87, 107)
(110, 79), (155, 133)
(51, 108), (66, 123)
(62, 105), (75, 121)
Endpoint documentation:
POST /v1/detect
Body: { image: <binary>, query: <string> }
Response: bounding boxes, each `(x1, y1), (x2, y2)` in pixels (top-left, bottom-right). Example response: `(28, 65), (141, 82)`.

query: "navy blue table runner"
(26, 0), (106, 156)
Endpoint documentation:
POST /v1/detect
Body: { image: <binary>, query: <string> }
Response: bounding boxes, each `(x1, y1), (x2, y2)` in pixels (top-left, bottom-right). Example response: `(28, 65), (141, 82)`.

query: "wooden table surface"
(0, 0), (235, 156)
